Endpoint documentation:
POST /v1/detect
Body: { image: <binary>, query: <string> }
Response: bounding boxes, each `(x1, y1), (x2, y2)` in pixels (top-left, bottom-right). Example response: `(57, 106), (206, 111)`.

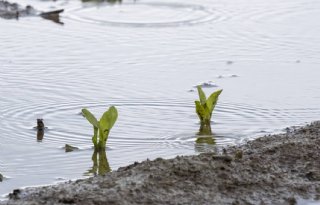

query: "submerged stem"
(199, 120), (212, 135)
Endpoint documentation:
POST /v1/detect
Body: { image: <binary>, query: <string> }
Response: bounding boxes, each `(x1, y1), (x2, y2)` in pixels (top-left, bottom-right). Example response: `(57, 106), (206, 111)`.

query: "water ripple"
(66, 2), (222, 27)
(1, 99), (319, 150)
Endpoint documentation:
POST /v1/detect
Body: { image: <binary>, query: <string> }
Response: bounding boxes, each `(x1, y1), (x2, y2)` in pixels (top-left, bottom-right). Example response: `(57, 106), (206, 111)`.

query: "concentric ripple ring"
(67, 2), (219, 27)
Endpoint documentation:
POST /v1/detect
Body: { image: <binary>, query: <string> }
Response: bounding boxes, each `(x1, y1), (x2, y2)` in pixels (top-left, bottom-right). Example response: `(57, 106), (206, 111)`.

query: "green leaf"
(206, 89), (223, 114)
(195, 101), (206, 121)
(92, 126), (98, 147)
(82, 108), (99, 128)
(197, 86), (207, 105)
(99, 106), (118, 137)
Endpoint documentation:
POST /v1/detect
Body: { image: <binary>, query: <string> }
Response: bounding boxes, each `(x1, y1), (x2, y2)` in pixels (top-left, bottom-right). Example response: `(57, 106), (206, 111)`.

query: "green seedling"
(195, 86), (222, 133)
(82, 106), (118, 151)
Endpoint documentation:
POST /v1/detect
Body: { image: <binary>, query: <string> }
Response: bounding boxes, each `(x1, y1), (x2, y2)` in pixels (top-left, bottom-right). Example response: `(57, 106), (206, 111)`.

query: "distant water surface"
(0, 0), (320, 199)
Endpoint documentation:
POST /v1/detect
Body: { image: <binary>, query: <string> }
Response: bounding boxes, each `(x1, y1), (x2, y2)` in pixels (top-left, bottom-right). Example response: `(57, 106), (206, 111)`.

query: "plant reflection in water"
(196, 123), (215, 144)
(85, 149), (111, 176)
(195, 119), (217, 153)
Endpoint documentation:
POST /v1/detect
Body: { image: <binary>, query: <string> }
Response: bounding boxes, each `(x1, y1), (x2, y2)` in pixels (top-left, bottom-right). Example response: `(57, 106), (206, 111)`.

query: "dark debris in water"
(217, 74), (239, 79)
(65, 144), (79, 152)
(0, 0), (64, 24)
(194, 81), (218, 88)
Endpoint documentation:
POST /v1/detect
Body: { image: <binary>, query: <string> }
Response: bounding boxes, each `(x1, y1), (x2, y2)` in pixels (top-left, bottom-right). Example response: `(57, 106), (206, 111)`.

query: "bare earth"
(1, 122), (320, 205)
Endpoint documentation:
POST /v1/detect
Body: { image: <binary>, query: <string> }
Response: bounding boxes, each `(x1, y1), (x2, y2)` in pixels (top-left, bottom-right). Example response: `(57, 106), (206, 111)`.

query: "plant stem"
(199, 120), (212, 135)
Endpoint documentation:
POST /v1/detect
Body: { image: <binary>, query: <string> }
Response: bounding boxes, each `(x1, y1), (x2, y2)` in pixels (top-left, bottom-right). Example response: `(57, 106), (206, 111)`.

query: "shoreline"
(1, 122), (320, 205)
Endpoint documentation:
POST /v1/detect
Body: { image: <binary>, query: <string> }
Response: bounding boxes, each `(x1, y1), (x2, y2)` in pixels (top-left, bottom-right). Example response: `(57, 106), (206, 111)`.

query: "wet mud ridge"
(0, 0), (63, 24)
(2, 122), (320, 205)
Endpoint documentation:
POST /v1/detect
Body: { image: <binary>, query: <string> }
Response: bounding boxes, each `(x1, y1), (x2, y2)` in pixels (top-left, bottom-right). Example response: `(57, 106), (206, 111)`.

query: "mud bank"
(2, 122), (320, 205)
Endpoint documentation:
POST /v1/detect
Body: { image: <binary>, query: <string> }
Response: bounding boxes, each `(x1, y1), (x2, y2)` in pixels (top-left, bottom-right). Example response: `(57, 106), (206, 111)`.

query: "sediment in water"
(1, 122), (320, 205)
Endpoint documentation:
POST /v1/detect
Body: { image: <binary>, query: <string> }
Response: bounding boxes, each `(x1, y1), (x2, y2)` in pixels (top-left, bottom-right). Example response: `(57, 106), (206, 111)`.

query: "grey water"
(1, 0), (320, 199)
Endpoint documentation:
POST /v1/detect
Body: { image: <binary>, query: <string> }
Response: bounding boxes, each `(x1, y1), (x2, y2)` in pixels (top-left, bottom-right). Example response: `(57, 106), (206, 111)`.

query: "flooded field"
(1, 0), (320, 199)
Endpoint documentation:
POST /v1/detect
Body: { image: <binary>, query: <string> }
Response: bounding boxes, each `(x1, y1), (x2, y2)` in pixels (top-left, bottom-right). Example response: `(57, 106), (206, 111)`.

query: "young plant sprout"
(195, 86), (222, 134)
(82, 106), (118, 151)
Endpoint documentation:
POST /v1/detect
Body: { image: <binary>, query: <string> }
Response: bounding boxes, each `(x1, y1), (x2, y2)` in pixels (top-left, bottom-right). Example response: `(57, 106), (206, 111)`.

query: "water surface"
(1, 0), (320, 199)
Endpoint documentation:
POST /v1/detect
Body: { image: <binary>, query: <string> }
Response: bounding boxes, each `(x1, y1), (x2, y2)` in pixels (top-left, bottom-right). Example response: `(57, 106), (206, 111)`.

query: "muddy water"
(1, 0), (320, 199)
